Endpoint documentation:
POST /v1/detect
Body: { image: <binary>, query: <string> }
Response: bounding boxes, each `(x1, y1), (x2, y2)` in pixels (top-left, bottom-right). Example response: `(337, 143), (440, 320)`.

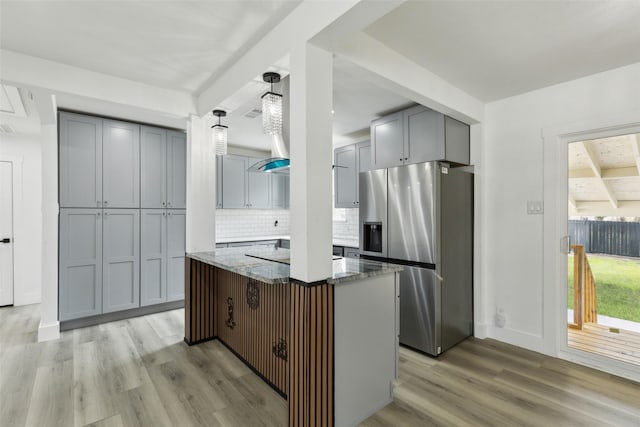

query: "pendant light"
(211, 110), (228, 155)
(261, 72), (282, 135)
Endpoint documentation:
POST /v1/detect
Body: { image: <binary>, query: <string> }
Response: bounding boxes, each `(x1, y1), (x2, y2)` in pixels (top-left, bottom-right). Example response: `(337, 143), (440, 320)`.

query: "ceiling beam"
(568, 193), (578, 211)
(331, 32), (484, 124)
(196, 0), (405, 117)
(569, 201), (640, 218)
(578, 141), (618, 209)
(569, 166), (639, 179)
(0, 49), (195, 125)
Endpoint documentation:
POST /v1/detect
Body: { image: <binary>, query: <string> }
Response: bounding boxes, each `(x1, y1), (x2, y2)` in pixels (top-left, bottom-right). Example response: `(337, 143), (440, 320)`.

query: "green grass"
(567, 254), (640, 322)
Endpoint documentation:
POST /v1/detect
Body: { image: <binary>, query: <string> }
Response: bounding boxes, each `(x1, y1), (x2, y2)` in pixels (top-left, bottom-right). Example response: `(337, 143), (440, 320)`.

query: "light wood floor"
(568, 322), (640, 366)
(2, 305), (639, 427)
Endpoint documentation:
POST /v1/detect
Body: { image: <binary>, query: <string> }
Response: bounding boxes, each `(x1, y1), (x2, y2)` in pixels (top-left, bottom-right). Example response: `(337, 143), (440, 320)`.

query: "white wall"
(0, 133), (43, 305)
(482, 62), (640, 352)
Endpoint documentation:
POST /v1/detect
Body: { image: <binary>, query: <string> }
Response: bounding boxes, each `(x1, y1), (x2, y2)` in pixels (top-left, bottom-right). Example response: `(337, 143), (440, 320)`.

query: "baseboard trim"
(487, 325), (544, 354)
(38, 320), (60, 342)
(60, 300), (184, 331)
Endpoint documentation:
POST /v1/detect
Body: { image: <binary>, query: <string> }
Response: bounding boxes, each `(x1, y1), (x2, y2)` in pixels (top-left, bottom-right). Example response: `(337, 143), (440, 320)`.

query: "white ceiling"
(365, 0), (640, 102)
(0, 85), (41, 135)
(0, 0), (299, 93)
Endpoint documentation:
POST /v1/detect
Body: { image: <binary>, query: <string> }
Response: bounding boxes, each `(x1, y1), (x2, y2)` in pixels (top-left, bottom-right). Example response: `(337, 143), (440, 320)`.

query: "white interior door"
(0, 161), (14, 306)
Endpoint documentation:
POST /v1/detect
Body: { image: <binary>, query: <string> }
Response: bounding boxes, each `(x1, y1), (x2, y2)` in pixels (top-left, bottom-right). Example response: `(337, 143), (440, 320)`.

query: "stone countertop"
(216, 235), (360, 248)
(187, 247), (402, 285)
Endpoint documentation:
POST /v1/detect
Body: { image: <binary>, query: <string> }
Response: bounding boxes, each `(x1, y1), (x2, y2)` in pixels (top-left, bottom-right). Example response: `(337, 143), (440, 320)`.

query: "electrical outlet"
(526, 200), (544, 214)
(495, 308), (507, 328)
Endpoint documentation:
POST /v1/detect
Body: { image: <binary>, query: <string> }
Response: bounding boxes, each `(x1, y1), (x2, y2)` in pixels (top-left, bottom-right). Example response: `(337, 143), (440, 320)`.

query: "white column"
(289, 43), (333, 282)
(38, 94), (60, 342)
(186, 114), (216, 253)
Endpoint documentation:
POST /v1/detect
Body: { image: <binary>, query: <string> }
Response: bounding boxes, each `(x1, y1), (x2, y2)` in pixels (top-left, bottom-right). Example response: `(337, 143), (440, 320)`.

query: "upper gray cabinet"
(371, 105), (469, 169)
(59, 112), (103, 208)
(141, 127), (186, 209)
(334, 145), (357, 208)
(219, 154), (286, 209)
(271, 174), (289, 209)
(222, 155), (248, 209)
(167, 131), (186, 209)
(103, 120), (140, 208)
(216, 155), (223, 209)
(334, 140), (371, 208)
(247, 157), (271, 209)
(140, 126), (167, 208)
(371, 111), (404, 169)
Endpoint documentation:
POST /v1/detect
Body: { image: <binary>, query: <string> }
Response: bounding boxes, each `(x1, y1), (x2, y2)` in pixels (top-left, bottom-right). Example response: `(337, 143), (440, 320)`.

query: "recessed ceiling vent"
(244, 107), (262, 119)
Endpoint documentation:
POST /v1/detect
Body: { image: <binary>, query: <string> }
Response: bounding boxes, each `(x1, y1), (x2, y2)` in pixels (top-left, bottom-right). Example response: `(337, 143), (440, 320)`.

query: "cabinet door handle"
(162, 212), (166, 216)
(167, 202), (172, 207)
(404, 157), (408, 161)
(162, 202), (166, 206)
(399, 158), (402, 162)
(96, 212), (101, 217)
(168, 212), (172, 216)
(104, 201), (108, 205)
(104, 212), (109, 216)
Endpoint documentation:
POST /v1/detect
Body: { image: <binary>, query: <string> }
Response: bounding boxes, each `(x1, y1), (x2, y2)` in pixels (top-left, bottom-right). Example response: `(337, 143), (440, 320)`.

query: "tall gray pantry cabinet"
(58, 112), (186, 323)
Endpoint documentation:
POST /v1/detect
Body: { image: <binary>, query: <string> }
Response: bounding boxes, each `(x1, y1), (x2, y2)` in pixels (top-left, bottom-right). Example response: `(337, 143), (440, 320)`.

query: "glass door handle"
(1, 238), (11, 244)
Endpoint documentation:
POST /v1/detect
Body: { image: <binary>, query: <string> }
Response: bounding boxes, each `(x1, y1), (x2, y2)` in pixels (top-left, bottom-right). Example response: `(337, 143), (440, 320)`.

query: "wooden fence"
(569, 220), (640, 257)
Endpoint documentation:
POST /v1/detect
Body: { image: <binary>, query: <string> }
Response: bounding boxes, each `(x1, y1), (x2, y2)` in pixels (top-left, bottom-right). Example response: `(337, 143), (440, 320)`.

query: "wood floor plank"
(2, 305), (640, 427)
(24, 359), (74, 427)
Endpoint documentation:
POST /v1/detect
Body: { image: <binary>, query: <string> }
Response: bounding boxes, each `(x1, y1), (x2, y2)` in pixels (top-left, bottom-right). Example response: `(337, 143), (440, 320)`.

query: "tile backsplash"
(215, 208), (359, 240)
(216, 209), (290, 239)
(333, 208), (359, 239)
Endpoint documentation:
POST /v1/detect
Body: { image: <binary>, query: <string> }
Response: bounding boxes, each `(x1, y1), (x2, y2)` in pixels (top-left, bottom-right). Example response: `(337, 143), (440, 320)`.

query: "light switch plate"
(527, 200), (544, 214)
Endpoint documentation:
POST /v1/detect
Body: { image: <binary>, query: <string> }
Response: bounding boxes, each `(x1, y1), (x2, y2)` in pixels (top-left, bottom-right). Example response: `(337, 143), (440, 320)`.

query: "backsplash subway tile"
(216, 209), (290, 239)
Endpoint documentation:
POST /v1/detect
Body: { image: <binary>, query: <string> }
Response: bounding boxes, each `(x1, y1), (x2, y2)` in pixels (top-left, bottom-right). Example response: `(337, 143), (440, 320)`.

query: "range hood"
(248, 76), (290, 175)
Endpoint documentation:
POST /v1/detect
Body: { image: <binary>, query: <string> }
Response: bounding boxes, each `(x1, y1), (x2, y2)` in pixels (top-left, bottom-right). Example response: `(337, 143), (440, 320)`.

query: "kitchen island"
(184, 247), (402, 427)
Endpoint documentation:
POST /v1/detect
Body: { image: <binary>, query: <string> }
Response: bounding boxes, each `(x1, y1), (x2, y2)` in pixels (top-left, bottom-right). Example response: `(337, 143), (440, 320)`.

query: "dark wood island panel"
(185, 257), (336, 426)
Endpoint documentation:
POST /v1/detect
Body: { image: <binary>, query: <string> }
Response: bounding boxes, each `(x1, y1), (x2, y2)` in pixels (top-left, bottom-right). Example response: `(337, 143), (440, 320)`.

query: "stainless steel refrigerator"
(359, 161), (473, 356)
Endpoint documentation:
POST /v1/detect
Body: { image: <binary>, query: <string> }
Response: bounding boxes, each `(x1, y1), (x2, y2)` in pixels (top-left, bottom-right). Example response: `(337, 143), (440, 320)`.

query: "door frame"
(542, 109), (640, 382)
(0, 156), (23, 306)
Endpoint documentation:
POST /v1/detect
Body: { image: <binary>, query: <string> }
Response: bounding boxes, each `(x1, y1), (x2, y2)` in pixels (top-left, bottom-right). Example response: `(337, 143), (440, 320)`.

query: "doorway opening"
(0, 160), (15, 306)
(566, 133), (640, 365)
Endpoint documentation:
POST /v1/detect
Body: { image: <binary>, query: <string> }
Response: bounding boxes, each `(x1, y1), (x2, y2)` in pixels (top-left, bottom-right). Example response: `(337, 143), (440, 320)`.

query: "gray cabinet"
(103, 120), (140, 208)
(166, 209), (186, 301)
(59, 113), (103, 208)
(140, 210), (166, 306)
(140, 126), (167, 209)
(59, 209), (103, 321)
(371, 111), (403, 169)
(247, 157), (271, 208)
(141, 127), (186, 209)
(220, 155), (282, 209)
(334, 141), (370, 208)
(216, 155), (223, 209)
(344, 248), (360, 258)
(371, 106), (469, 169)
(102, 209), (140, 313)
(271, 174), (288, 209)
(141, 209), (185, 305)
(167, 131), (186, 208)
(222, 155), (248, 208)
(334, 145), (356, 208)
